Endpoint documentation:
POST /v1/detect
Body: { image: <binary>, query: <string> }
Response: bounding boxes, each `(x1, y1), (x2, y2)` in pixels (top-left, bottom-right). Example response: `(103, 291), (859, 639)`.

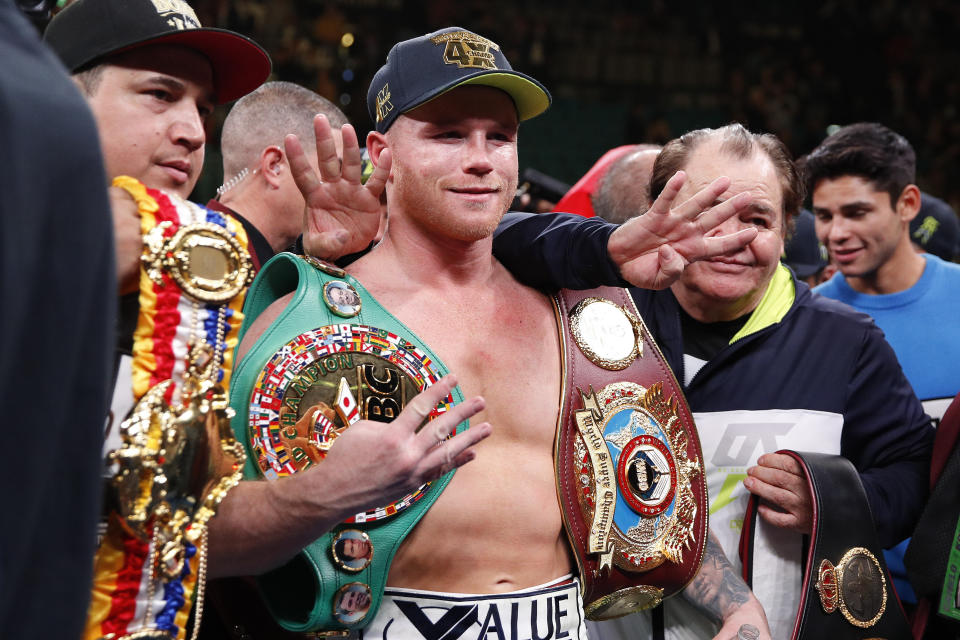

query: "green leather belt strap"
(229, 252), (465, 634)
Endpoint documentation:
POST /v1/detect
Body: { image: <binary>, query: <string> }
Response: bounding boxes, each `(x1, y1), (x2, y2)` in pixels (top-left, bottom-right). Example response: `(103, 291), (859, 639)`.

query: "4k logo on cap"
(430, 31), (499, 70)
(150, 0), (201, 30)
(376, 84), (394, 123)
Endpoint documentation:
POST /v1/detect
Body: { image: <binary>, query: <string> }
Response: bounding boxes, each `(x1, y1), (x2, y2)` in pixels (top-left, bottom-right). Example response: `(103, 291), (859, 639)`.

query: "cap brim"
(110, 28), (271, 104)
(409, 70), (551, 123)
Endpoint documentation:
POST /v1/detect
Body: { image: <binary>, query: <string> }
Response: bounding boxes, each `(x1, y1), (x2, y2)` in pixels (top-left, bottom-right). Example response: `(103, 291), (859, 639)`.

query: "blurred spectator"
(553, 145), (636, 217)
(214, 81), (349, 269)
(910, 192), (960, 262)
(592, 144), (661, 222)
(782, 208), (831, 287)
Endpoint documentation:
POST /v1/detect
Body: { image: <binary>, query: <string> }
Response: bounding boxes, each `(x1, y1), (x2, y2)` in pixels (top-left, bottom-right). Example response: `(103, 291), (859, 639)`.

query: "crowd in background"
(190, 0), (960, 215)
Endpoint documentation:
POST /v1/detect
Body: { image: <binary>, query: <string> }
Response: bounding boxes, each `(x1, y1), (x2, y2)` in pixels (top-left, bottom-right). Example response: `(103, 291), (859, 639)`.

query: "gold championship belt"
(554, 287), (708, 619)
(86, 178), (249, 640)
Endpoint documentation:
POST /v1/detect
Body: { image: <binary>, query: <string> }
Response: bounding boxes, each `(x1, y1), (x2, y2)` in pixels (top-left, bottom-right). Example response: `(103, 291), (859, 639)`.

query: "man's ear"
(896, 184), (922, 223)
(366, 131), (389, 168)
(259, 146), (285, 188)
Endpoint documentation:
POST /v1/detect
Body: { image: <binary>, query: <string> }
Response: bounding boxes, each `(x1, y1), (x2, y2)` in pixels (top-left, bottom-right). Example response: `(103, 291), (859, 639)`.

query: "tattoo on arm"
(682, 533), (751, 623)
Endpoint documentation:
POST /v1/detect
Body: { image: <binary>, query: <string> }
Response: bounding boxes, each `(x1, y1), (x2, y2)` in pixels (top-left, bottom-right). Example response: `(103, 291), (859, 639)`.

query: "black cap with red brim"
(44, 0), (271, 104)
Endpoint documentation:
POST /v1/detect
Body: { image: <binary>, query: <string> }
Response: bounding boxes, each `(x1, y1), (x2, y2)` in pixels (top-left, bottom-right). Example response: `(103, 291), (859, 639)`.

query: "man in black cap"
(910, 192), (960, 262)
(782, 208), (833, 287)
(44, 0), (271, 294)
(220, 26), (773, 639)
(41, 2), (273, 638)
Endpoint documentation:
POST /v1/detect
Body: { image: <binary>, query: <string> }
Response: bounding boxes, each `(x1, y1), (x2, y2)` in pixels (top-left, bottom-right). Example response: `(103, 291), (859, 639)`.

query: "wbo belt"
(739, 450), (911, 639)
(229, 253), (467, 634)
(553, 287), (708, 620)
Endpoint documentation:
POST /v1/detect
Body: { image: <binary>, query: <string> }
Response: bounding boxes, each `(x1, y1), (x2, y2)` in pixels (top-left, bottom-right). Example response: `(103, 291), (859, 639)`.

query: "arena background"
(178, 0), (960, 214)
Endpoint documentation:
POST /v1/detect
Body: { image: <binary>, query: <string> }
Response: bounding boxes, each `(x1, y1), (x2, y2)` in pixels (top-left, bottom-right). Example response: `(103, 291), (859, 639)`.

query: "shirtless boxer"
(212, 27), (771, 640)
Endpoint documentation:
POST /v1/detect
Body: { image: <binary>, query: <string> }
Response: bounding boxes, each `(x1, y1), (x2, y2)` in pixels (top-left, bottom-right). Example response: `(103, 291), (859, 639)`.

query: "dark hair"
(649, 123), (804, 231)
(73, 65), (106, 95)
(800, 122), (916, 206)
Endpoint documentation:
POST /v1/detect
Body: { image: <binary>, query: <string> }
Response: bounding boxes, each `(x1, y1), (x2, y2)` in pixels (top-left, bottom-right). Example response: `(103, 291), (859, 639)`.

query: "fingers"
(645, 170), (687, 217)
(414, 394), (486, 449)
(694, 190), (753, 231)
(364, 148), (391, 199)
(656, 244), (685, 287)
(285, 133), (321, 196)
(339, 124), (363, 184)
(756, 502), (801, 530)
(673, 175), (734, 222)
(314, 114), (342, 182)
(396, 375), (460, 427)
(701, 228), (758, 259)
(756, 452), (804, 474)
(744, 460), (813, 533)
(419, 421), (492, 479)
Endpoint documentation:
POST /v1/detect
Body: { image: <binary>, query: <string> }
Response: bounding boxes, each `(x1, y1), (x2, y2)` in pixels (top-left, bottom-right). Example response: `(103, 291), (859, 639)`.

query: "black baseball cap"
(43, 0), (271, 104)
(367, 27), (551, 133)
(784, 209), (829, 278)
(911, 192), (960, 262)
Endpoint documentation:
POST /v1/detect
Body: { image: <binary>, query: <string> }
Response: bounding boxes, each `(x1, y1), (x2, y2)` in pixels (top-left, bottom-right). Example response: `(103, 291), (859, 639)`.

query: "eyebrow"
(146, 74), (216, 107)
(814, 200), (875, 214)
(712, 199), (776, 215)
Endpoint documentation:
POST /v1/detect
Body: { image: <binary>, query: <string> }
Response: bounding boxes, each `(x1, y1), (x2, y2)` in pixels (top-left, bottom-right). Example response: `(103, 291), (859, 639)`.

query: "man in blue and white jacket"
(492, 123), (933, 640)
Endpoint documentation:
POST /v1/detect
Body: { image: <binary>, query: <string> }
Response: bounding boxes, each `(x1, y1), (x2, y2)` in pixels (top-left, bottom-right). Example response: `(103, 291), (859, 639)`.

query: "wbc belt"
(554, 287), (708, 620)
(229, 253), (466, 634)
(739, 451), (911, 639)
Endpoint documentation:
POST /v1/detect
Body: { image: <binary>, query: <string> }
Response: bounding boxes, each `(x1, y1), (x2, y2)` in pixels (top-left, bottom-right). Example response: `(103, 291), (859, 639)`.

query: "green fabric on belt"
(229, 252), (465, 633)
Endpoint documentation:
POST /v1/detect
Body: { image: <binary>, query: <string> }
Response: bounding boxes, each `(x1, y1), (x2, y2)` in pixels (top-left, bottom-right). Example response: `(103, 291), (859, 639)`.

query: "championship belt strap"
(554, 286), (708, 620)
(739, 450), (911, 639)
(229, 253), (466, 634)
(87, 177), (250, 640)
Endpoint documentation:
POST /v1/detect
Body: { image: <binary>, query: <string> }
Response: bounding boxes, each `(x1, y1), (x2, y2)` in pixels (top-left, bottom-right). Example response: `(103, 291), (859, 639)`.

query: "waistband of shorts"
(382, 574), (577, 601)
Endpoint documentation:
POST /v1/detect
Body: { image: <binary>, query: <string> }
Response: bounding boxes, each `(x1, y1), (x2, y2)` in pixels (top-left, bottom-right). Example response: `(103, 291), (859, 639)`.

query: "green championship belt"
(229, 253), (466, 634)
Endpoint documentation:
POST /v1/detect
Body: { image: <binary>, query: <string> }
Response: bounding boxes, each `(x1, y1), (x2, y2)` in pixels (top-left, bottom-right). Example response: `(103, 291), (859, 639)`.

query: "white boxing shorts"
(355, 576), (588, 640)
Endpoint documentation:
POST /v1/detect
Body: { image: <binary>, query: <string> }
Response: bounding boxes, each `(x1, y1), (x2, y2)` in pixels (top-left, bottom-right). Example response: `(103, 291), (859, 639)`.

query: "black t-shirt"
(678, 306), (749, 362)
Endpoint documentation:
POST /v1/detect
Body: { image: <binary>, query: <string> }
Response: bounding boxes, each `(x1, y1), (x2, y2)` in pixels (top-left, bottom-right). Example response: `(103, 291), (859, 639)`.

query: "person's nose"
(169, 101), (205, 152)
(824, 216), (850, 245)
(461, 132), (494, 176)
(707, 211), (745, 237)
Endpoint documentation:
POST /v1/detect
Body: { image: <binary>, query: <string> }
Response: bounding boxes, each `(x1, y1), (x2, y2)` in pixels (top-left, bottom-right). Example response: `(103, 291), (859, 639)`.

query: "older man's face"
(669, 139), (786, 322)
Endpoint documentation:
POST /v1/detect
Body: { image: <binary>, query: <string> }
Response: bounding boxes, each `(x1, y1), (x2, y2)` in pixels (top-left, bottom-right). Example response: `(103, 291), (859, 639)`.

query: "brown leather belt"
(554, 286), (708, 620)
(739, 450), (911, 639)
